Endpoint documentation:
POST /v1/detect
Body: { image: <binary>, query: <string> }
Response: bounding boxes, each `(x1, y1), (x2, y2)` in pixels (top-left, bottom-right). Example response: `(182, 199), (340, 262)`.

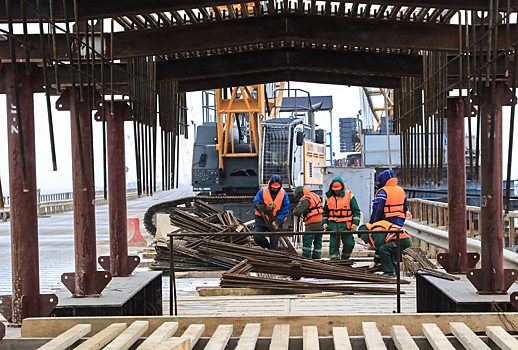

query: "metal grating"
(261, 124), (292, 186)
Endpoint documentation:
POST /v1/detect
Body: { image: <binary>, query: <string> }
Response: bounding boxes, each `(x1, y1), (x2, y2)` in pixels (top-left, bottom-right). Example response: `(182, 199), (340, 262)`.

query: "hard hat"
(331, 182), (342, 190)
(270, 182), (281, 188)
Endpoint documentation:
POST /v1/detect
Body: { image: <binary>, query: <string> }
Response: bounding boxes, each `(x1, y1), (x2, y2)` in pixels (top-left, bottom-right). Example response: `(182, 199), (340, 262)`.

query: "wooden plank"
(21, 314), (518, 339)
(422, 323), (455, 350)
(136, 322), (179, 350)
(204, 325), (233, 350)
(269, 325), (290, 350)
(486, 326), (518, 350)
(74, 323), (127, 350)
(104, 321), (149, 350)
(449, 322), (490, 350)
(154, 337), (191, 350)
(390, 325), (419, 350)
(181, 324), (205, 349)
(303, 326), (319, 350)
(362, 322), (387, 350)
(37, 324), (91, 350)
(235, 324), (261, 350)
(332, 327), (352, 350)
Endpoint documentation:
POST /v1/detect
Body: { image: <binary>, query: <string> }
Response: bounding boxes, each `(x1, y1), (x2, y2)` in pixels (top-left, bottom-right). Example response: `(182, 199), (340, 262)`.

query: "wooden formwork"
(8, 313), (518, 349)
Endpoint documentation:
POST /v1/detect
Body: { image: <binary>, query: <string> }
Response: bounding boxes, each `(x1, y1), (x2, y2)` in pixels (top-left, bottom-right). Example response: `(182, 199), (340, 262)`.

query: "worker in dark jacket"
(358, 220), (411, 277)
(293, 186), (324, 259)
(322, 177), (361, 260)
(370, 169), (408, 226)
(252, 174), (290, 249)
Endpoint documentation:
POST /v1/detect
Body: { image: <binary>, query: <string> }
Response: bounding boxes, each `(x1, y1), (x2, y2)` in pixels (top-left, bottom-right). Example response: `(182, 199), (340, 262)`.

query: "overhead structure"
(1, 0), (518, 321)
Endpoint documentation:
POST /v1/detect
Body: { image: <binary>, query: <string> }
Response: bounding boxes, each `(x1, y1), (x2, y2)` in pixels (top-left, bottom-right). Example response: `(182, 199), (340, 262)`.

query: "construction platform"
(417, 272), (518, 313)
(2, 313), (517, 349)
(50, 271), (162, 317)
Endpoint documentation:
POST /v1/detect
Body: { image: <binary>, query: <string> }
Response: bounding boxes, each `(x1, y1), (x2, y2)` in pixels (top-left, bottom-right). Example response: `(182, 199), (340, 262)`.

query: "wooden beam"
(449, 322), (490, 350)
(390, 325), (419, 350)
(302, 326), (319, 350)
(486, 326), (518, 350)
(332, 327), (352, 350)
(421, 323), (455, 350)
(136, 322), (179, 350)
(1, 1), (516, 22)
(74, 324), (128, 350)
(104, 321), (149, 350)
(155, 48), (423, 81)
(235, 324), (261, 350)
(270, 325), (290, 350)
(22, 314), (518, 339)
(37, 324), (91, 350)
(3, 15), (518, 61)
(362, 322), (387, 350)
(175, 70), (402, 92)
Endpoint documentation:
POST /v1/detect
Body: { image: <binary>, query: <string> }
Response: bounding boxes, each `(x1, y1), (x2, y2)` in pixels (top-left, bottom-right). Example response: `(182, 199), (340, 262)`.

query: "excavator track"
(143, 195), (256, 235)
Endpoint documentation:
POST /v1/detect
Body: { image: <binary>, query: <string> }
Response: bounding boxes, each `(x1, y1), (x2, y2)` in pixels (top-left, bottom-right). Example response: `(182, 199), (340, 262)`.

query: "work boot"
(382, 272), (396, 278)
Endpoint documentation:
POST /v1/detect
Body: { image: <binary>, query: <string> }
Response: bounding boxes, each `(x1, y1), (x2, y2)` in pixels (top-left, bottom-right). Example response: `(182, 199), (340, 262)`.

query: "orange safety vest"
(375, 178), (406, 219)
(255, 187), (286, 218)
(369, 235), (376, 248)
(301, 191), (323, 225)
(367, 220), (410, 243)
(327, 191), (353, 228)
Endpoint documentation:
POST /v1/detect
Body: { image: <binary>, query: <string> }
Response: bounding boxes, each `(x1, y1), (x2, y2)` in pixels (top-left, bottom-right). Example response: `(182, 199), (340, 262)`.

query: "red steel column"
(97, 102), (139, 276)
(438, 99), (479, 273)
(0, 64), (57, 324)
(58, 88), (111, 297)
(468, 83), (517, 294)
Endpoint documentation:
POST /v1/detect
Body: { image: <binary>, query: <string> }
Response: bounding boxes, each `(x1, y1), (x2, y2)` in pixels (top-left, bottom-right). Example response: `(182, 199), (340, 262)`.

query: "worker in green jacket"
(322, 177), (361, 260)
(358, 221), (412, 277)
(359, 226), (385, 268)
(293, 186), (324, 259)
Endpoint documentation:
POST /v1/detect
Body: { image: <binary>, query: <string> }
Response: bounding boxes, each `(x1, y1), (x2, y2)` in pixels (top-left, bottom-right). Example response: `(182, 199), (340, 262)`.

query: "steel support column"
(468, 83), (517, 294)
(96, 101), (140, 276)
(0, 64), (57, 324)
(57, 88), (111, 297)
(438, 99), (479, 273)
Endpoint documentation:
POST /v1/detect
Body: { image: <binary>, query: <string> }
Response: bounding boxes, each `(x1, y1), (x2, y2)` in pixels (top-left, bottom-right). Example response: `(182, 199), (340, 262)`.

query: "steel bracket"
(511, 292), (518, 310)
(98, 255), (141, 277)
(467, 268), (518, 294)
(55, 88), (103, 111)
(437, 252), (480, 274)
(61, 271), (112, 297)
(0, 294), (58, 325)
(94, 101), (132, 122)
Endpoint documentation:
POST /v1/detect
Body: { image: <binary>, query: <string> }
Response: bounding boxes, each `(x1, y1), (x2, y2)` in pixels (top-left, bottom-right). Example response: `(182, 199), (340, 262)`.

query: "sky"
(0, 82), (517, 196)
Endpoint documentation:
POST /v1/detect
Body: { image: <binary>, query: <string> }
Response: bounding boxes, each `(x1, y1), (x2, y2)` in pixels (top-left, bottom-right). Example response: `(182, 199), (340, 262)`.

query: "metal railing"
(1, 188), (140, 222)
(408, 198), (518, 247)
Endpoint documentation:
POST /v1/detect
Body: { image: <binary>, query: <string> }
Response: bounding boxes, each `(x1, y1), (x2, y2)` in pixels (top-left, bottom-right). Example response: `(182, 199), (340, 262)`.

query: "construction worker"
(252, 174), (290, 249)
(358, 220), (411, 277)
(293, 186), (324, 259)
(322, 177), (361, 260)
(370, 169), (408, 226)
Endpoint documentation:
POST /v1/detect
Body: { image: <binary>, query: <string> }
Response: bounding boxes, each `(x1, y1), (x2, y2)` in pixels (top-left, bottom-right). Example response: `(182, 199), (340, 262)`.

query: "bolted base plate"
(98, 255), (141, 277)
(437, 252), (480, 274)
(511, 292), (518, 310)
(61, 271), (112, 297)
(467, 268), (518, 294)
(0, 294), (58, 325)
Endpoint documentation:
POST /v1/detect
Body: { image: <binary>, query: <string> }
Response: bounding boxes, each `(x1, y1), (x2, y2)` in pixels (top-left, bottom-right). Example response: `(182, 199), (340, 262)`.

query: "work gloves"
(350, 224), (358, 232)
(271, 221), (279, 231)
(266, 202), (277, 211)
(323, 223), (328, 231)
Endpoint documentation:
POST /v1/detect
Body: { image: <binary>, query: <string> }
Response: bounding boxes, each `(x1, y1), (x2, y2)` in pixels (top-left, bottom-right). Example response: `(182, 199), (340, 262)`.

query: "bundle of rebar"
(402, 247), (437, 276)
(220, 273), (403, 295)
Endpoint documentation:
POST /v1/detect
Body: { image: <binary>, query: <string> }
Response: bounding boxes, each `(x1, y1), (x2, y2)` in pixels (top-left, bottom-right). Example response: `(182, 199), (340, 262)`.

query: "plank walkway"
(31, 320), (518, 350)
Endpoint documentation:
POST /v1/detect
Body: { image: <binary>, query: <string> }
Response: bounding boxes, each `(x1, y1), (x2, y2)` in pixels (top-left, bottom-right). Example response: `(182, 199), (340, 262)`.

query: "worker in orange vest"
(252, 174), (290, 249)
(370, 169), (408, 226)
(358, 220), (411, 277)
(322, 177), (361, 260)
(293, 186), (324, 259)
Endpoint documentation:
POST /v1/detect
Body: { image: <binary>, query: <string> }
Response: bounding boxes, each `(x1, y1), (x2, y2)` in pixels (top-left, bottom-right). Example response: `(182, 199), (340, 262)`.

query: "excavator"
(144, 83), (328, 234)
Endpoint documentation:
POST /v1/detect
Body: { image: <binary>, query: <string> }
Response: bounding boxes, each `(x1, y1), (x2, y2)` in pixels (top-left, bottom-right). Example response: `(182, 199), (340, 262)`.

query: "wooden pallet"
(32, 319), (518, 350)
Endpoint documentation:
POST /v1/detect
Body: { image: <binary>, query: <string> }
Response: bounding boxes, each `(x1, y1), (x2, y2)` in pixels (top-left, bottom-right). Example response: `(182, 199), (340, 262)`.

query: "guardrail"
(1, 189), (140, 222)
(405, 220), (518, 270)
(408, 198), (518, 247)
